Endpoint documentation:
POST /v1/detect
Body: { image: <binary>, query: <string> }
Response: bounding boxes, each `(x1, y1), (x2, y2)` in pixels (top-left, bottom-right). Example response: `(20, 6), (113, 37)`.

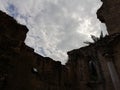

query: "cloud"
(0, 0), (108, 64)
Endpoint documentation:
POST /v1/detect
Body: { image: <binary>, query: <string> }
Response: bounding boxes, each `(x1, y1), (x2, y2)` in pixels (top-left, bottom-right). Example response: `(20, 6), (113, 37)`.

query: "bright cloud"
(0, 0), (108, 64)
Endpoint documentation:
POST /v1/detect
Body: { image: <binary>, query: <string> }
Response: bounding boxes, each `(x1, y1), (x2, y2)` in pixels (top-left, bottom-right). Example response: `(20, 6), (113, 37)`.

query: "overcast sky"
(0, 0), (108, 64)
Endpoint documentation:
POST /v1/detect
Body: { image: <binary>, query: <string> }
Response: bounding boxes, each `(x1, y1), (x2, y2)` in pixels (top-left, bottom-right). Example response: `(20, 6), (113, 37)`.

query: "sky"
(0, 0), (108, 64)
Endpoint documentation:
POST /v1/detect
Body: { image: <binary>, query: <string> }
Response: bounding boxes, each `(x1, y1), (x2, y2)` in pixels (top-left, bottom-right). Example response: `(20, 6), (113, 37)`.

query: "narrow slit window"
(89, 60), (98, 81)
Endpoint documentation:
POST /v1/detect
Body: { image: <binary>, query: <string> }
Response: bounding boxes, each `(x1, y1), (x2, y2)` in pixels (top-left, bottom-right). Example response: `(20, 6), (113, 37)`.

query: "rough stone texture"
(97, 0), (120, 89)
(0, 0), (120, 89)
(97, 0), (120, 34)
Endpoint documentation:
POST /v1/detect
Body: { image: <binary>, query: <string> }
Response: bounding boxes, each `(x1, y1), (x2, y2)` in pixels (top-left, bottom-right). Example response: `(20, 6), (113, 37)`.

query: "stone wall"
(97, 0), (120, 34)
(0, 0), (120, 89)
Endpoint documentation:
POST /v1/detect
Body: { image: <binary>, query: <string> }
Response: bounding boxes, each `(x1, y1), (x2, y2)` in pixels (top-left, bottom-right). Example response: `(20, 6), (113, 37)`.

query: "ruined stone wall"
(0, 11), (61, 90)
(0, 11), (92, 90)
(97, 0), (120, 89)
(97, 0), (120, 34)
(0, 0), (120, 89)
